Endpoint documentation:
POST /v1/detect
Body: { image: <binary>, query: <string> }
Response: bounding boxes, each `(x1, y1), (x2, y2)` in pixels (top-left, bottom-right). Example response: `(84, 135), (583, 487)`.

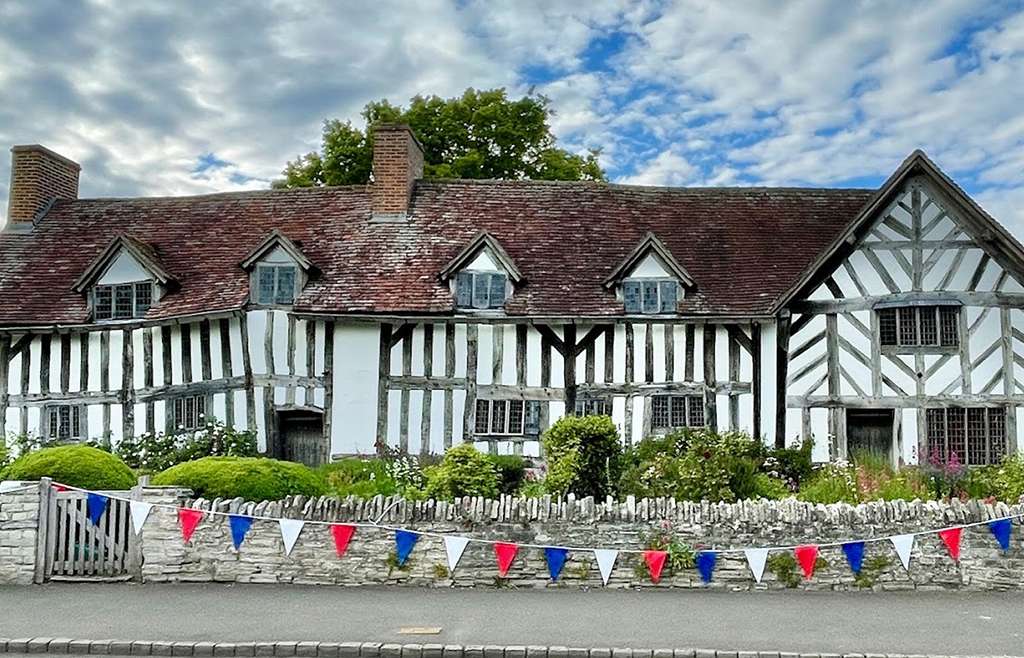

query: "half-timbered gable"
(782, 151), (1024, 464)
(2, 134), (1020, 466)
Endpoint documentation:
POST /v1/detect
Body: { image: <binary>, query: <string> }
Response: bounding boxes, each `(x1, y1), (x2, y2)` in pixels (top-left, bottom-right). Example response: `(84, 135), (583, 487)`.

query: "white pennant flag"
(744, 548), (770, 583)
(129, 501), (153, 536)
(594, 549), (618, 586)
(444, 536), (470, 572)
(279, 519), (305, 556)
(890, 534), (915, 571)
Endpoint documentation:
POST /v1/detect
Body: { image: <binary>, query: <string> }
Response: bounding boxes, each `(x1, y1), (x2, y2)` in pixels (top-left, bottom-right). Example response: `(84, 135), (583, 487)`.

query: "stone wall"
(0, 482), (41, 585)
(138, 488), (1024, 591)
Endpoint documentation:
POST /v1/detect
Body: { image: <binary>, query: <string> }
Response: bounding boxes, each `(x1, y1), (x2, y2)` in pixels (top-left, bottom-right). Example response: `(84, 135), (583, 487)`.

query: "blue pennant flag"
(842, 542), (865, 574)
(395, 530), (419, 566)
(545, 547), (569, 581)
(989, 518), (1013, 551)
(696, 551), (717, 584)
(86, 493), (108, 526)
(229, 515), (254, 550)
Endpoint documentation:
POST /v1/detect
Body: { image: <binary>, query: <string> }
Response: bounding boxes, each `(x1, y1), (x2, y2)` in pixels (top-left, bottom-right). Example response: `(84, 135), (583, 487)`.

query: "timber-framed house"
(2, 127), (1023, 466)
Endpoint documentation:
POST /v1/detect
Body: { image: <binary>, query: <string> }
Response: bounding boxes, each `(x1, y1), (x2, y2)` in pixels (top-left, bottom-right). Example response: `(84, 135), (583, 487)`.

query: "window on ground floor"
(173, 394), (207, 431)
(45, 404), (83, 440)
(651, 394), (705, 430)
(925, 407), (1006, 466)
(474, 398), (541, 436)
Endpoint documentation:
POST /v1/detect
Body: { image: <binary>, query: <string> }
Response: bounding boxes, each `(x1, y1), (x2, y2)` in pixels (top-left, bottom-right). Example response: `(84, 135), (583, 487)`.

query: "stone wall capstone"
(0, 481), (41, 585)
(137, 488), (1024, 591)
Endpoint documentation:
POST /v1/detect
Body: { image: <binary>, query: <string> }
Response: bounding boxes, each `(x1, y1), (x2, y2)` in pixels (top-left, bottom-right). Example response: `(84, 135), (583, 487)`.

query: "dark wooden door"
(846, 409), (894, 460)
(278, 411), (327, 467)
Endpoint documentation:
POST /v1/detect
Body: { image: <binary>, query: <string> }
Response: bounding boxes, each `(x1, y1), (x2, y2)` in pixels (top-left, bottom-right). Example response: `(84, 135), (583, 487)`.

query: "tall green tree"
(277, 88), (604, 187)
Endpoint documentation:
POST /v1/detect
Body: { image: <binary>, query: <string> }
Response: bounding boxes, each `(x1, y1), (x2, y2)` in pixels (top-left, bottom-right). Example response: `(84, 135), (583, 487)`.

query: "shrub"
(116, 421), (258, 473)
(542, 415), (622, 499)
(151, 456), (326, 500)
(2, 445), (136, 490)
(318, 458), (399, 498)
(992, 454), (1024, 502)
(488, 454), (527, 495)
(753, 473), (790, 499)
(620, 428), (767, 503)
(425, 444), (499, 500)
(797, 461), (858, 504)
(762, 439), (814, 490)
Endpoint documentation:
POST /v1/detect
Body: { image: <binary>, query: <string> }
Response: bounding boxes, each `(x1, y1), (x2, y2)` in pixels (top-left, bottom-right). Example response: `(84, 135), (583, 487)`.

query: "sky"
(1, 0), (1023, 234)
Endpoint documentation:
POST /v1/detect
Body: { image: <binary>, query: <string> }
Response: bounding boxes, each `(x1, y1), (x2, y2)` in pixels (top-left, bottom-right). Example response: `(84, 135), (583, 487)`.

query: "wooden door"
(279, 410), (327, 466)
(846, 409), (894, 461)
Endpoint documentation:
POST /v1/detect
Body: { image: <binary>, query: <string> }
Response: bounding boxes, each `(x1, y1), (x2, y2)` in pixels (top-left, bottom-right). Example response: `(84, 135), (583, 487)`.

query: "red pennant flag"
(178, 508), (203, 543)
(330, 524), (356, 558)
(794, 545), (818, 580)
(494, 542), (518, 577)
(643, 550), (668, 583)
(53, 484), (68, 493)
(939, 527), (962, 561)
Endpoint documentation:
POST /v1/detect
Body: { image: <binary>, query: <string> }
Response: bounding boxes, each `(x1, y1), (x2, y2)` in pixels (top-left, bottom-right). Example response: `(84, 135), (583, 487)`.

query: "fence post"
(127, 477), (145, 582)
(33, 477), (52, 584)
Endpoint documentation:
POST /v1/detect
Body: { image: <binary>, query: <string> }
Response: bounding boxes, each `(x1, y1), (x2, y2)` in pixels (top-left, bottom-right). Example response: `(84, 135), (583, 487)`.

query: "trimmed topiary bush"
(151, 456), (326, 501)
(425, 444), (499, 500)
(542, 415), (622, 499)
(1, 445), (136, 490)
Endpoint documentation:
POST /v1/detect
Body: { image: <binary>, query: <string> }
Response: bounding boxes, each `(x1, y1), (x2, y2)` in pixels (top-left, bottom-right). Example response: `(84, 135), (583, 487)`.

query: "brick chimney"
(5, 145), (80, 229)
(371, 124), (424, 221)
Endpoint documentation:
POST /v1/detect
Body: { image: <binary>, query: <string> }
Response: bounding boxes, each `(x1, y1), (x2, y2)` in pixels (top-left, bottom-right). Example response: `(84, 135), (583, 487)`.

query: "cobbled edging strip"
(0, 638), (1010, 658)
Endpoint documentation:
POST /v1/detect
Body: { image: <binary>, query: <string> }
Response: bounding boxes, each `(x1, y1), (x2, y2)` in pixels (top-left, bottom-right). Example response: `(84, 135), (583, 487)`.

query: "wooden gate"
(42, 487), (133, 581)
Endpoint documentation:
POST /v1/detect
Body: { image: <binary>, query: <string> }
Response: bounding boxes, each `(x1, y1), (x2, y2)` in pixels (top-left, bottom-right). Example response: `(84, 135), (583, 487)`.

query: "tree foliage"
(278, 88), (605, 187)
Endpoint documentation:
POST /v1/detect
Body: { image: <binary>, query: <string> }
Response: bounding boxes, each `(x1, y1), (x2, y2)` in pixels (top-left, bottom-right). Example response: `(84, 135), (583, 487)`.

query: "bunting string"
(45, 480), (1023, 583)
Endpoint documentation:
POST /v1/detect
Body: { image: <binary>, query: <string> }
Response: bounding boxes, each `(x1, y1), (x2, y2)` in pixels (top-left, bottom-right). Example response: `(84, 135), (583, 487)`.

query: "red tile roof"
(0, 180), (875, 325)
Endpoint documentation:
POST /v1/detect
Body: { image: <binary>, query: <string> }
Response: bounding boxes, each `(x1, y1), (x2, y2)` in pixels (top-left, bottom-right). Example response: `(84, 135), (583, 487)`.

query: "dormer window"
(94, 281), (154, 320)
(604, 233), (694, 316)
(440, 232), (523, 312)
(240, 230), (317, 308)
(623, 279), (679, 314)
(455, 271), (508, 309)
(73, 234), (175, 323)
(256, 264), (298, 305)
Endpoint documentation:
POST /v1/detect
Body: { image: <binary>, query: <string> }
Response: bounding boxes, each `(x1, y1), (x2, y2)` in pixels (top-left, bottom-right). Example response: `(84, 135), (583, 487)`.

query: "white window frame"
(93, 280), (154, 321)
(622, 278), (679, 315)
(473, 398), (541, 436)
(454, 270), (509, 310)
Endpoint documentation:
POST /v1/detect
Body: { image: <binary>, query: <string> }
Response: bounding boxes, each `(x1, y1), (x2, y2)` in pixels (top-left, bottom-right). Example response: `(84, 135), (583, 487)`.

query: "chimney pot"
(370, 124), (424, 222)
(6, 144), (80, 230)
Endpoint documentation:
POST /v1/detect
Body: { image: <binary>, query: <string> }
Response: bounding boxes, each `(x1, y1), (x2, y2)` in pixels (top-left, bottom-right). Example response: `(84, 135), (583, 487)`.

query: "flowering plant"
(116, 420), (257, 473)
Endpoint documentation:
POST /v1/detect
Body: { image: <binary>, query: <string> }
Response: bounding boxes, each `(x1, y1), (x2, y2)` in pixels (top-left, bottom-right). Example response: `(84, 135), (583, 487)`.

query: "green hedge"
(151, 456), (326, 500)
(425, 444), (499, 499)
(1, 445), (136, 490)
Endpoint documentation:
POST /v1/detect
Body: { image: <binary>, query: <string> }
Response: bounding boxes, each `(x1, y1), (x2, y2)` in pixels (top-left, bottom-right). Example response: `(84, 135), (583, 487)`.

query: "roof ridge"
(419, 178), (877, 194)
(66, 184), (368, 204)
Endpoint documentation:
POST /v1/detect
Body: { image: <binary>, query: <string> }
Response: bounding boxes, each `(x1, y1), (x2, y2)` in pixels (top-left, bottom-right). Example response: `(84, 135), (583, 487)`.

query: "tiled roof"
(0, 180), (875, 325)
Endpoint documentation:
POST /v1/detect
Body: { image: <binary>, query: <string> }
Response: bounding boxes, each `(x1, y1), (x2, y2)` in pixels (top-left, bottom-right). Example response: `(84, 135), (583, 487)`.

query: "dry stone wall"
(0, 482), (41, 585)
(138, 488), (1024, 591)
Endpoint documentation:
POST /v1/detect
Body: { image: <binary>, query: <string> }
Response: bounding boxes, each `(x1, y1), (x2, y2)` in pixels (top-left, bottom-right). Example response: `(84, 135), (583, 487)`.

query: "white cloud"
(0, 0), (1022, 238)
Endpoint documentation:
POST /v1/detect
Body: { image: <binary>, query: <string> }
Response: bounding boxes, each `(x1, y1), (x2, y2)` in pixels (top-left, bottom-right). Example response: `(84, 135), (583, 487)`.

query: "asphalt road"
(0, 584), (1020, 656)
